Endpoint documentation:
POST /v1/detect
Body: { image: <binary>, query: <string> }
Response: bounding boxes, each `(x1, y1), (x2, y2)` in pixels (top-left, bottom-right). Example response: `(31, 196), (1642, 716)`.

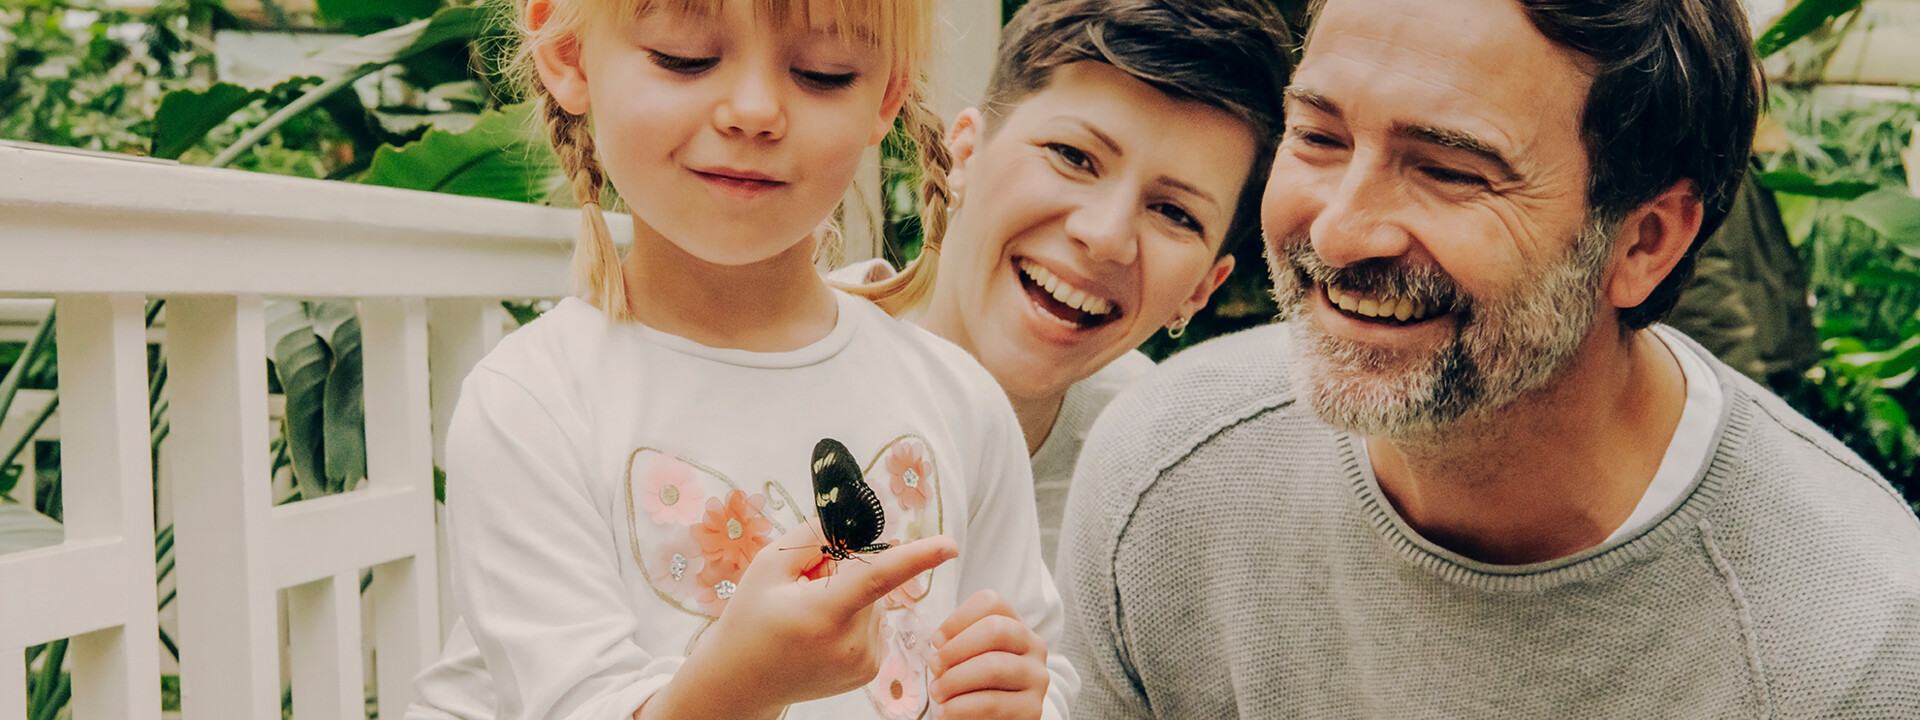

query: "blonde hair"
(506, 0), (944, 322)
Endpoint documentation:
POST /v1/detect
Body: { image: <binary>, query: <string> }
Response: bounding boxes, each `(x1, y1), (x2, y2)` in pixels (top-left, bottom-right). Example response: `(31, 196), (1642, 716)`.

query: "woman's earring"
(1167, 316), (1190, 339)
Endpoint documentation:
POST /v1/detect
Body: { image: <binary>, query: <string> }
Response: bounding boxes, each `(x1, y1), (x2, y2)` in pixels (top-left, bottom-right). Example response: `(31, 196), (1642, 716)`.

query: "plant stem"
(0, 394), (58, 475)
(208, 70), (372, 170)
(0, 307), (55, 419)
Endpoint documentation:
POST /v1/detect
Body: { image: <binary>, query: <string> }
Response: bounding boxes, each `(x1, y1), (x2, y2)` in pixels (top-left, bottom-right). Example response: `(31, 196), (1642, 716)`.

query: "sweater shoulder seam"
(1697, 517), (1776, 719)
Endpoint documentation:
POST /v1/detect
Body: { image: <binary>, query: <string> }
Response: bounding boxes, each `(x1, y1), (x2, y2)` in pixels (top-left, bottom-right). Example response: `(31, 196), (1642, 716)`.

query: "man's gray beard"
(1268, 218), (1616, 442)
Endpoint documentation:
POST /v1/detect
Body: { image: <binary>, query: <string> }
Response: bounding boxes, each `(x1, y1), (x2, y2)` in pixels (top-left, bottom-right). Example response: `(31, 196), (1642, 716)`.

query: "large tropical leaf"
(1755, 0), (1865, 58)
(359, 102), (561, 203)
(322, 315), (367, 495)
(266, 301), (332, 501)
(317, 0), (443, 24)
(1754, 168), (1877, 200)
(1843, 189), (1920, 258)
(150, 84), (263, 159)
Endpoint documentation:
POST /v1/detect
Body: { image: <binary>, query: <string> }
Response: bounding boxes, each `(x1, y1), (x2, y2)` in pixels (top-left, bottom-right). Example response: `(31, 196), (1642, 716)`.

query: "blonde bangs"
(578, 0), (932, 77)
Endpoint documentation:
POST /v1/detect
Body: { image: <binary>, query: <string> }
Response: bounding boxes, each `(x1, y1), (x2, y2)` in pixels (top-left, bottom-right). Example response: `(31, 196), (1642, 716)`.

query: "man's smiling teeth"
(1021, 261), (1114, 316)
(1326, 284), (1436, 322)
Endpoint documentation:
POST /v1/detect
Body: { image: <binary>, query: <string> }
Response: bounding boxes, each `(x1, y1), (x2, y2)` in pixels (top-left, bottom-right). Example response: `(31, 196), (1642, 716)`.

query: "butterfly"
(811, 437), (894, 561)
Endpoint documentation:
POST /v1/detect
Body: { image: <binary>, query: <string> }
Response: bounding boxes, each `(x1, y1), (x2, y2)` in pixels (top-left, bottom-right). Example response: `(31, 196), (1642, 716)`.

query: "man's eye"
(794, 69), (858, 91)
(648, 51), (718, 74)
(1287, 127), (1345, 150)
(1154, 203), (1204, 236)
(1046, 142), (1094, 172)
(1422, 166), (1489, 188)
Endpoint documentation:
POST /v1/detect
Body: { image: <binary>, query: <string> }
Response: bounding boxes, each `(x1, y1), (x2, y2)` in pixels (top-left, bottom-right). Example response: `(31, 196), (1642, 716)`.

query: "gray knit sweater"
(1058, 324), (1920, 718)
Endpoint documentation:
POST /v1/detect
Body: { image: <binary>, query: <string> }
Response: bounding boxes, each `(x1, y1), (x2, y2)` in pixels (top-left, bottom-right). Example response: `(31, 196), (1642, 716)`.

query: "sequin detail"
(669, 552), (688, 581)
(726, 518), (744, 539)
(715, 580), (736, 599)
(902, 468), (919, 488)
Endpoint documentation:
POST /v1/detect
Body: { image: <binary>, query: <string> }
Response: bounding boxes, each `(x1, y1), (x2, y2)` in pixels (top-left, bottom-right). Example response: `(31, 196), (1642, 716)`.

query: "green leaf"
(1754, 169), (1877, 200)
(150, 83), (262, 159)
(266, 301), (331, 502)
(1842, 189), (1920, 257)
(316, 0), (443, 23)
(322, 316), (367, 495)
(1755, 0), (1864, 58)
(434, 465), (447, 504)
(1854, 265), (1920, 289)
(360, 102), (561, 204)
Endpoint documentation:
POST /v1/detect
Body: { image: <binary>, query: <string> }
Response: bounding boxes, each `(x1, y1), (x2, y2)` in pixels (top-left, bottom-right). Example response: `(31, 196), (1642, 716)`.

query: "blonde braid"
(857, 81), (953, 315)
(539, 85), (635, 322)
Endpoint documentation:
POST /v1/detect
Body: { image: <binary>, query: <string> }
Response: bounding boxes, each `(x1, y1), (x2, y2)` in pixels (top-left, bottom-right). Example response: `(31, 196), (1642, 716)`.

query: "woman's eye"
(1154, 203), (1204, 235)
(1422, 166), (1489, 188)
(648, 51), (718, 75)
(1046, 142), (1094, 172)
(793, 69), (858, 91)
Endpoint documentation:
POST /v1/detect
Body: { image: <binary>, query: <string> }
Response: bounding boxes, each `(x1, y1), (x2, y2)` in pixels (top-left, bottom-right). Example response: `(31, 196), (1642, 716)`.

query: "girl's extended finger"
(741, 520), (829, 585)
(936, 589), (1016, 646)
(829, 535), (959, 613)
(929, 652), (1049, 704)
(932, 613), (1038, 677)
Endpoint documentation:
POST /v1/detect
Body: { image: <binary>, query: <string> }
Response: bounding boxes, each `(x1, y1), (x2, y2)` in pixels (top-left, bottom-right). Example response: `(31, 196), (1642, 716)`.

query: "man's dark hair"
(1516, 0), (1765, 329)
(983, 0), (1294, 259)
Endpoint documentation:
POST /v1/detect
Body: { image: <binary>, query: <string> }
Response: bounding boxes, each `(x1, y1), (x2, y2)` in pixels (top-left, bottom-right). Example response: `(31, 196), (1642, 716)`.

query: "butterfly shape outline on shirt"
(622, 435), (945, 720)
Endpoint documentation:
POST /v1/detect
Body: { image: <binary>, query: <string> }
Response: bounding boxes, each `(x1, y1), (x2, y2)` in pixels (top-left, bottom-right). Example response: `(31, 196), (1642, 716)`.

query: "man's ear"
(944, 108), (984, 207)
(1605, 180), (1703, 311)
(870, 73), (912, 145)
(529, 2), (591, 115)
(1175, 254), (1236, 322)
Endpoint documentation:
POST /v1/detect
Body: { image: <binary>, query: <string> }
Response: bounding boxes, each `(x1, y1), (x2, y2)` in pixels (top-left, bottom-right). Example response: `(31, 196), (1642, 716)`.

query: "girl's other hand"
(641, 523), (960, 720)
(928, 590), (1050, 720)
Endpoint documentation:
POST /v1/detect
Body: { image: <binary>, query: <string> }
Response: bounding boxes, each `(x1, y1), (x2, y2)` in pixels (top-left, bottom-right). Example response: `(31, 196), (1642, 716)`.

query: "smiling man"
(1058, 0), (1920, 717)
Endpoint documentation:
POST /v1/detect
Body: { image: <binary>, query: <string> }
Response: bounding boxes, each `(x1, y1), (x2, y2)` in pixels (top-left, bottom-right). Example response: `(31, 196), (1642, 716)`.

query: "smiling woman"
(833, 0), (1293, 565)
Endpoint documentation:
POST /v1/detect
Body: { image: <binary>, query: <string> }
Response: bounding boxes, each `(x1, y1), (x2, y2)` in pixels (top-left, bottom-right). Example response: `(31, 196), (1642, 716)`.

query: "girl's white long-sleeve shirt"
(411, 292), (1077, 720)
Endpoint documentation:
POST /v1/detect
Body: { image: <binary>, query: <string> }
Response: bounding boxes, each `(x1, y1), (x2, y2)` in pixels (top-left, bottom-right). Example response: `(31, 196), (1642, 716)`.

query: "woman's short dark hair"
(1516, 0), (1766, 329)
(982, 0), (1295, 259)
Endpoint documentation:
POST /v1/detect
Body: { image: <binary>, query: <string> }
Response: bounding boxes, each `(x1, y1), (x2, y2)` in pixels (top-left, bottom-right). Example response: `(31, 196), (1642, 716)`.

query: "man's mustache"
(1273, 236), (1468, 319)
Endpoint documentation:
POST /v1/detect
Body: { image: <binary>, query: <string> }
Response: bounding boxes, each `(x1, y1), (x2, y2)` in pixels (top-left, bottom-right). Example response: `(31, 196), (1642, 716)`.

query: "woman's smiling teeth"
(1019, 260), (1116, 326)
(1325, 283), (1436, 323)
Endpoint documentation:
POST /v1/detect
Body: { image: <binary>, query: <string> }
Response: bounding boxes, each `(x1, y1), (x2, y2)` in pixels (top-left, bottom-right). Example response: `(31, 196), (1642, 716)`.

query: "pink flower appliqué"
(647, 533), (706, 602)
(694, 560), (744, 616)
(885, 439), (933, 512)
(692, 490), (773, 573)
(639, 453), (706, 527)
(870, 644), (927, 720)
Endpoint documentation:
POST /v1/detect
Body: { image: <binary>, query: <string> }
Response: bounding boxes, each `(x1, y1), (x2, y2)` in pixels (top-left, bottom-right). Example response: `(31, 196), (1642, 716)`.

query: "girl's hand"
(641, 524), (960, 720)
(928, 590), (1050, 720)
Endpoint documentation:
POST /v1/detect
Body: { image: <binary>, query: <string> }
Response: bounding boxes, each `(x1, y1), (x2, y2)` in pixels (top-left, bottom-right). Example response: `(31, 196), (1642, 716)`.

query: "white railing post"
(360, 297), (441, 719)
(167, 294), (280, 720)
(287, 571), (364, 720)
(427, 299), (506, 638)
(1, 651), (22, 718)
(55, 293), (162, 720)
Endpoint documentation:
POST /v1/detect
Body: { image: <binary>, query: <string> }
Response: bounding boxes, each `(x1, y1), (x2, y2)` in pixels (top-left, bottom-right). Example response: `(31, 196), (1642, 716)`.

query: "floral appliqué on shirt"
(624, 437), (944, 719)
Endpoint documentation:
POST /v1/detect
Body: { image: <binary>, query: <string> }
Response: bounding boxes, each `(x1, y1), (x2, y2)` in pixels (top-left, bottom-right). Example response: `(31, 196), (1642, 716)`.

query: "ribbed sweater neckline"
(1340, 361), (1753, 592)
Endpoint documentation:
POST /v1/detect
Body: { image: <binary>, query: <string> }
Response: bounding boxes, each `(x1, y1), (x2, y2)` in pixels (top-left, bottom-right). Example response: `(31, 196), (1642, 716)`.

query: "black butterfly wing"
(811, 438), (891, 558)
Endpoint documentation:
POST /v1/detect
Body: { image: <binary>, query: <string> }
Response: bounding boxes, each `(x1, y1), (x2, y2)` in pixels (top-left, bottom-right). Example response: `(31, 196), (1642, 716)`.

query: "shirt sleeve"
(951, 387), (1082, 720)
(1055, 409), (1154, 720)
(443, 368), (676, 720)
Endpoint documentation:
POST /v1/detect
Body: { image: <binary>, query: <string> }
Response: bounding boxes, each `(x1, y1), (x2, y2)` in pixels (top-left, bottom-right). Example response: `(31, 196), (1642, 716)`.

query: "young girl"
(408, 2), (1073, 719)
